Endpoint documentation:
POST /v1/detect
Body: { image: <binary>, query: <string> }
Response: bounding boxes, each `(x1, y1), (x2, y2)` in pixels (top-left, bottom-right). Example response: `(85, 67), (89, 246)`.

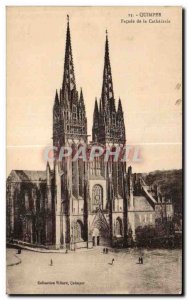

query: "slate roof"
(8, 170), (47, 182)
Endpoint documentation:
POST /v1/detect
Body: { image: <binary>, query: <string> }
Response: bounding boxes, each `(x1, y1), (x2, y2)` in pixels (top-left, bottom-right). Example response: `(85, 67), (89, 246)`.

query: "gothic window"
(78, 145), (84, 197)
(25, 192), (29, 210)
(116, 217), (123, 236)
(118, 162), (123, 197)
(72, 105), (77, 120)
(92, 184), (103, 211)
(112, 112), (116, 126)
(72, 144), (78, 197)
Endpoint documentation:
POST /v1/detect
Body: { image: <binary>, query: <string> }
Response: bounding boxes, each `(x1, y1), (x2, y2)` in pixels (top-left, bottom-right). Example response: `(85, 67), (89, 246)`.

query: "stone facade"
(6, 18), (174, 249)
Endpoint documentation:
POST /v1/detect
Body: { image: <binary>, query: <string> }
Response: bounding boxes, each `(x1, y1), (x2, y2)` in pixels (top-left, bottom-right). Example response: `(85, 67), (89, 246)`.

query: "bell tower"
(91, 31), (127, 247)
(53, 15), (87, 147)
(52, 16), (88, 249)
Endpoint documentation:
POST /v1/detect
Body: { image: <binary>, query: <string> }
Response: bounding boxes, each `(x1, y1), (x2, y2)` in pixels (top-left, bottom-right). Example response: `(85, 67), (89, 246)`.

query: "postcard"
(6, 6), (182, 295)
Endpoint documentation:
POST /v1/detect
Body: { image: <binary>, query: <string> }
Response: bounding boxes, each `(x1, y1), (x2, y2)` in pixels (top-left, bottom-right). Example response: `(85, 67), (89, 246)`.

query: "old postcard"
(6, 6), (182, 295)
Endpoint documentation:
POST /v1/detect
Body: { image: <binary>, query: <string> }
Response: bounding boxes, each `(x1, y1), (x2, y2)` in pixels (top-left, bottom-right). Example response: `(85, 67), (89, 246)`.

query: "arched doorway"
(92, 227), (100, 246)
(74, 220), (84, 242)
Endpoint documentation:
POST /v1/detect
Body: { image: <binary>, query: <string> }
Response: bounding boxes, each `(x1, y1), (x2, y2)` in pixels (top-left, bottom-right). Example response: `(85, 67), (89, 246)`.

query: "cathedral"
(6, 17), (174, 250)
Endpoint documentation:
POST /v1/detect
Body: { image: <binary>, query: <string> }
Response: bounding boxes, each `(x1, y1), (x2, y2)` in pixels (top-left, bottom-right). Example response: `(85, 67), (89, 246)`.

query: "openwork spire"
(53, 16), (87, 145)
(101, 30), (115, 112)
(62, 15), (76, 94)
(93, 31), (125, 144)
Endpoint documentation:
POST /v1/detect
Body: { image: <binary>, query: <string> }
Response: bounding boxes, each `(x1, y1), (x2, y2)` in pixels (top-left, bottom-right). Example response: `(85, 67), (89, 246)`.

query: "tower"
(89, 31), (127, 247)
(53, 16), (87, 147)
(53, 16), (88, 249)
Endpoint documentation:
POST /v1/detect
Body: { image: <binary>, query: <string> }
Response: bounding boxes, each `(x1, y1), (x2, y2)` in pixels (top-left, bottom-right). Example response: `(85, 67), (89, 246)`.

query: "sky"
(7, 6), (182, 174)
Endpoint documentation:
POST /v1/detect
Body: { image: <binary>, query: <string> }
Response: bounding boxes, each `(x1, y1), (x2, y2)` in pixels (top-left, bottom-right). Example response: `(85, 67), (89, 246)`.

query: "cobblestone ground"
(6, 247), (182, 295)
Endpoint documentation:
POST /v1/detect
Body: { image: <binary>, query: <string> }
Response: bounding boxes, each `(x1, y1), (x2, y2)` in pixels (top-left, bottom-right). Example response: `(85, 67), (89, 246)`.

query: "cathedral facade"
(6, 18), (174, 250)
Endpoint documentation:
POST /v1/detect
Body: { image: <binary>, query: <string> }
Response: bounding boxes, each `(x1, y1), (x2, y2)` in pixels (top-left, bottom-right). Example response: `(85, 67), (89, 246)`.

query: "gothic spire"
(101, 30), (115, 112)
(79, 88), (84, 104)
(79, 88), (85, 113)
(92, 98), (99, 142)
(62, 15), (76, 95)
(94, 98), (99, 116)
(117, 98), (123, 115)
(54, 90), (59, 108)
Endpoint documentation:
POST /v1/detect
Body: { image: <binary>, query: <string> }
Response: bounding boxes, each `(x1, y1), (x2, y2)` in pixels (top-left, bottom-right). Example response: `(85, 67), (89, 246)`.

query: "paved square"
(7, 247), (182, 294)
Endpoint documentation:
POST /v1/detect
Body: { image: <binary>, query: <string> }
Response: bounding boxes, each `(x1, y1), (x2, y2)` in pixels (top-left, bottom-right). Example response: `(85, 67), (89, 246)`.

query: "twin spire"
(53, 16), (125, 144)
(56, 16), (121, 112)
(101, 29), (115, 112)
(62, 14), (76, 94)
(93, 27), (125, 144)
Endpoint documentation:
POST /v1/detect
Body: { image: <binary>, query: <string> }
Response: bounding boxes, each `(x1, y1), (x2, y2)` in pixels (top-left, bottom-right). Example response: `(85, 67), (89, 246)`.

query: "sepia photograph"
(6, 6), (182, 295)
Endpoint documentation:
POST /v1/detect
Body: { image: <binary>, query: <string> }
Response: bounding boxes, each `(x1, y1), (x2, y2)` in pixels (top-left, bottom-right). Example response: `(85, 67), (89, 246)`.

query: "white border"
(1, 1), (186, 299)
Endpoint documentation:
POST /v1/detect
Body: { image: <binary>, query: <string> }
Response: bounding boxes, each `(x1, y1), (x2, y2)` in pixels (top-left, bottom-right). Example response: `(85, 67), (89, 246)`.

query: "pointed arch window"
(112, 112), (116, 126)
(72, 105), (77, 120)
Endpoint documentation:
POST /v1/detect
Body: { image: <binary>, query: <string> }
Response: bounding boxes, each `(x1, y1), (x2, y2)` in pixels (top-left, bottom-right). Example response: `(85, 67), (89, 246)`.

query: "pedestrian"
(138, 257), (141, 264)
(106, 248), (108, 254)
(103, 248), (105, 254)
(50, 259), (53, 266)
(111, 258), (115, 265)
